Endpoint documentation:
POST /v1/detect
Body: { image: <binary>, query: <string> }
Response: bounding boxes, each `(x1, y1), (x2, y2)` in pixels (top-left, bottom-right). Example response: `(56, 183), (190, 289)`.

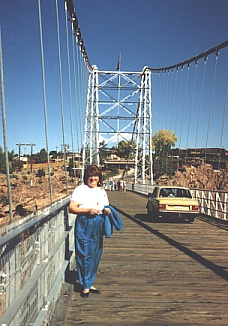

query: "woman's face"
(87, 174), (99, 188)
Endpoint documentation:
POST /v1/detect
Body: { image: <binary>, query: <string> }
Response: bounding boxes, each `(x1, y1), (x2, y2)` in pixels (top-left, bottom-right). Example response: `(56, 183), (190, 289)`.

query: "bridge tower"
(82, 66), (153, 184)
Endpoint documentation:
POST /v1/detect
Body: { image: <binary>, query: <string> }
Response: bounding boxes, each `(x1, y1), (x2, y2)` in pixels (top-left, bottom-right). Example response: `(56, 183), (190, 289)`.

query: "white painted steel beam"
(82, 66), (153, 184)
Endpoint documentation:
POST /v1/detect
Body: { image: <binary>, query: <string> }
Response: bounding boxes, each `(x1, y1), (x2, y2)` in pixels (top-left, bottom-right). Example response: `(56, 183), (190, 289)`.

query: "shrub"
(36, 169), (45, 178)
(0, 195), (8, 206)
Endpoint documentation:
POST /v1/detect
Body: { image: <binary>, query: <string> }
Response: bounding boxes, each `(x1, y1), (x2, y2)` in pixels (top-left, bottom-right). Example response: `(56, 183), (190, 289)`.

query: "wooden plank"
(59, 190), (228, 325)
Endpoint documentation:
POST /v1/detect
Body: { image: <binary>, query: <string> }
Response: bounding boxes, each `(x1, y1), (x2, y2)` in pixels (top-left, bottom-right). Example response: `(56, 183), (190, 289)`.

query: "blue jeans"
(75, 214), (103, 290)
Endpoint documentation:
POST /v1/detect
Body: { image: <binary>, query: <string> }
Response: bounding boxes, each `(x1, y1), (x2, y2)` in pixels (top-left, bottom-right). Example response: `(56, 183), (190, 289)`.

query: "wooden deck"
(53, 190), (228, 325)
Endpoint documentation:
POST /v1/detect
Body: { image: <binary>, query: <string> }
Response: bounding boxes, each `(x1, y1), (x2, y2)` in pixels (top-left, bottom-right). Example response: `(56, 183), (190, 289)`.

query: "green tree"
(39, 148), (48, 163)
(116, 140), (136, 159)
(152, 130), (177, 178)
(0, 147), (16, 174)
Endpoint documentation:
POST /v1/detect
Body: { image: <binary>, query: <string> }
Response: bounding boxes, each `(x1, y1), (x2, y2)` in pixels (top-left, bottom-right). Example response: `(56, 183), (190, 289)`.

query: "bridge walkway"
(56, 190), (228, 325)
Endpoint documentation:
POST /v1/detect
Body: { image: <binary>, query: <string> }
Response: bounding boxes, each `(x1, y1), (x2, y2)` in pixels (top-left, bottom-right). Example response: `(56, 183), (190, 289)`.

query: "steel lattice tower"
(82, 65), (153, 184)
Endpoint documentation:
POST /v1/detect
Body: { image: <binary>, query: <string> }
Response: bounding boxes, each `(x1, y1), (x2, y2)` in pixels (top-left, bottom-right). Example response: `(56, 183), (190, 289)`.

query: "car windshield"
(159, 188), (192, 198)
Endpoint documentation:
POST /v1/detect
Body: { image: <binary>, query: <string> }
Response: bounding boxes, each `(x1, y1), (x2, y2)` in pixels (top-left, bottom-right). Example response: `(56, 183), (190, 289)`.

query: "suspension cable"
(55, 0), (68, 194)
(64, 2), (75, 192)
(153, 72), (163, 131)
(160, 72), (169, 128)
(37, 0), (53, 204)
(186, 61), (198, 148)
(174, 68), (184, 135)
(165, 70), (174, 128)
(205, 52), (219, 150)
(203, 52), (219, 187)
(218, 82), (228, 170)
(75, 34), (84, 169)
(172, 67), (183, 176)
(169, 69), (179, 131)
(0, 28), (13, 222)
(194, 56), (208, 152)
(70, 21), (78, 184)
(149, 40), (228, 72)
(178, 65), (190, 153)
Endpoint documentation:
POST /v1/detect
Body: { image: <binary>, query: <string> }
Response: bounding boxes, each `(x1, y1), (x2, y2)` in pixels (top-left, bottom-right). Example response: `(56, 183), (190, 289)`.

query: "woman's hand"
(103, 208), (111, 215)
(88, 208), (100, 215)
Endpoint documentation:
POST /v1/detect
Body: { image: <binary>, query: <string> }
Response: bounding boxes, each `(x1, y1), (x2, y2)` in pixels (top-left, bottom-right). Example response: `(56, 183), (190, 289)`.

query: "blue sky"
(0, 0), (228, 155)
(75, 0), (228, 71)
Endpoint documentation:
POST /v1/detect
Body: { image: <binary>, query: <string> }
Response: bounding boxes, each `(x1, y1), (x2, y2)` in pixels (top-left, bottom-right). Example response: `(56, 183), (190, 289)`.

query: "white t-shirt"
(71, 185), (109, 212)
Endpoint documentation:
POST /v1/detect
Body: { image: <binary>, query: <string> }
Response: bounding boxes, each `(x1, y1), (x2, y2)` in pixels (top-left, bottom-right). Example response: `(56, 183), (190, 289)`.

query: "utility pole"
(16, 143), (26, 161)
(29, 143), (36, 173)
(16, 143), (36, 172)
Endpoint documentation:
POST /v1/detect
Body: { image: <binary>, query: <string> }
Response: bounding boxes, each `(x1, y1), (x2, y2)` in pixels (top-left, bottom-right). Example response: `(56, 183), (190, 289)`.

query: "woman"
(69, 165), (111, 298)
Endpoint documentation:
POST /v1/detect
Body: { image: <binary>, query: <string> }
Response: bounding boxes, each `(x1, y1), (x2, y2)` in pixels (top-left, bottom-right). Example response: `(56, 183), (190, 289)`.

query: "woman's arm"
(69, 200), (100, 215)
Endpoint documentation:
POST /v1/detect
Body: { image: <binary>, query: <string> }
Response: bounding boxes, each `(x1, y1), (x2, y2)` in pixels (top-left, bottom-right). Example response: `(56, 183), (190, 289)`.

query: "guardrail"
(127, 183), (227, 221)
(192, 189), (227, 221)
(0, 195), (74, 326)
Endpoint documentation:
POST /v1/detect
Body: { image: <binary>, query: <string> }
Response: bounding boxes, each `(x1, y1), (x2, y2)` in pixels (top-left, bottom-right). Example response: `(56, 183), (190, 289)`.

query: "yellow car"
(146, 186), (199, 223)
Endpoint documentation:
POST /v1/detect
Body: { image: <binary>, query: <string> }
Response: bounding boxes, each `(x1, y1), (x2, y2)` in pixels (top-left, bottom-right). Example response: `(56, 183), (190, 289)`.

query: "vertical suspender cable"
(64, 4), (75, 188)
(166, 69), (174, 132)
(153, 72), (165, 175)
(74, 37), (83, 169)
(186, 61), (198, 149)
(165, 70), (174, 129)
(165, 70), (175, 175)
(151, 72), (160, 133)
(178, 65), (190, 163)
(174, 68), (183, 133)
(194, 57), (208, 156)
(159, 72), (168, 128)
(74, 33), (84, 170)
(156, 71), (165, 130)
(205, 53), (219, 154)
(218, 82), (228, 170)
(55, 0), (68, 194)
(169, 69), (179, 132)
(203, 53), (219, 186)
(77, 43), (87, 166)
(0, 28), (13, 222)
(162, 71), (172, 174)
(71, 24), (79, 183)
(71, 29), (78, 141)
(75, 36), (82, 154)
(37, 0), (53, 204)
(171, 68), (183, 174)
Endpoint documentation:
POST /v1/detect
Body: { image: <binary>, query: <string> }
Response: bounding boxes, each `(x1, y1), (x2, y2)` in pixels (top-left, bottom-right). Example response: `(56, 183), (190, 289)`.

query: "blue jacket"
(103, 205), (123, 238)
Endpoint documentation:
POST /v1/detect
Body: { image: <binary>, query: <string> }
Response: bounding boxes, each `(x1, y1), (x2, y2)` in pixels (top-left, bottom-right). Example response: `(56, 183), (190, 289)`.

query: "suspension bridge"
(0, 0), (228, 324)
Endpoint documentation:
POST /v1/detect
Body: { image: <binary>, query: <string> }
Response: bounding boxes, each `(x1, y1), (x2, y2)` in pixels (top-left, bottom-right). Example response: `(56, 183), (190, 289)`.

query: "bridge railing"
(127, 183), (227, 221)
(0, 195), (75, 326)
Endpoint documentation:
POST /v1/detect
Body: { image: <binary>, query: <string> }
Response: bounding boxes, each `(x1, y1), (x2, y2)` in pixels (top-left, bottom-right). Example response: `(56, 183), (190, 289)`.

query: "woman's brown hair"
(83, 165), (103, 186)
